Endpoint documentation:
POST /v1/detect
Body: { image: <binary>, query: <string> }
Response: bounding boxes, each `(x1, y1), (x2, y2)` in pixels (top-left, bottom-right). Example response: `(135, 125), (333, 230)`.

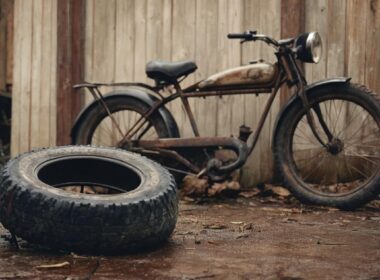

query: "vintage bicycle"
(71, 31), (380, 209)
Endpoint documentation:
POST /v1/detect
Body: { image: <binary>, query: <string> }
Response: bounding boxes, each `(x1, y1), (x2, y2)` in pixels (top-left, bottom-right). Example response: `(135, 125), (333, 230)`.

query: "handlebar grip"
(227, 33), (251, 39)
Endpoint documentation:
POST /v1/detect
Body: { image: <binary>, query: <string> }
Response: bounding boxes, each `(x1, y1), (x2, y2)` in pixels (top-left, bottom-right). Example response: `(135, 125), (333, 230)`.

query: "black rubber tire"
(274, 83), (380, 210)
(72, 96), (173, 144)
(0, 146), (178, 254)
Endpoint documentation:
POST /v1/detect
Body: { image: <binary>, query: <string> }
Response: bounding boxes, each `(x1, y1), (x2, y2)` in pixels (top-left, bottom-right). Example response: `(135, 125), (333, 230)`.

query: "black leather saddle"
(146, 60), (197, 84)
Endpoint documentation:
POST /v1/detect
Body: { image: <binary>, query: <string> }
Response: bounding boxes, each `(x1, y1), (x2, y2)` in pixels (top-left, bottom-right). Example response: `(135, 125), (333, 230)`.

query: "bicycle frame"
(74, 38), (327, 179)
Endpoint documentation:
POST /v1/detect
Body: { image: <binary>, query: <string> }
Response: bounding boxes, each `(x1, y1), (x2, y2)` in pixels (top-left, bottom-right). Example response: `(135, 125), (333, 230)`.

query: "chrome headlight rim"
(295, 32), (323, 64)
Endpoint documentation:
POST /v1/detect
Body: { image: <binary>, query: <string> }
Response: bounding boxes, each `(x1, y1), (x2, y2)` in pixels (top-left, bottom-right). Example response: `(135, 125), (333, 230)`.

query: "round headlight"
(295, 32), (323, 63)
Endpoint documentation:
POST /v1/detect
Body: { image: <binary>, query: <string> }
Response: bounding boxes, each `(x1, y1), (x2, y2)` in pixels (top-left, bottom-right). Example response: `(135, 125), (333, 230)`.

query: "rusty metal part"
(135, 137), (248, 176)
(136, 137), (241, 149)
(73, 82), (157, 92)
(183, 87), (273, 97)
(246, 70), (287, 155)
(86, 86), (125, 138)
(198, 62), (277, 89)
(131, 147), (201, 173)
(287, 53), (329, 147)
(238, 125), (253, 142)
(174, 83), (200, 137)
(154, 149), (201, 173)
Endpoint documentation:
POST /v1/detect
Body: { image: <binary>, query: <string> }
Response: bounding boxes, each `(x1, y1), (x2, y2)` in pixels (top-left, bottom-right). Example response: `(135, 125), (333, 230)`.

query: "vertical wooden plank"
(0, 0), (15, 89)
(112, 0), (136, 141)
(56, 0), (85, 145)
(84, 0), (94, 83)
(373, 0), (380, 92)
(49, 0), (58, 146)
(90, 0), (116, 144)
(346, 0), (368, 84)
(30, 0), (43, 149)
(115, 0), (135, 82)
(326, 0), (346, 78)
(5, 0), (13, 86)
(216, 0), (243, 137)
(146, 0), (163, 64)
(92, 0), (116, 82)
(257, 0), (281, 184)
(240, 0), (281, 186)
(194, 0), (218, 137)
(10, 0), (22, 155)
(161, 0), (172, 61)
(18, 0), (33, 153)
(280, 0), (305, 105)
(171, 0), (196, 137)
(134, 0), (147, 82)
(0, 0), (7, 91)
(364, 0), (380, 91)
(304, 0), (328, 83)
(241, 0), (262, 185)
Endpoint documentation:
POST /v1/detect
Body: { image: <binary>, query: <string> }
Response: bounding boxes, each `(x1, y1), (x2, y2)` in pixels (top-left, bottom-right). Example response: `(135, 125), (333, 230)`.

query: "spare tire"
(0, 146), (178, 254)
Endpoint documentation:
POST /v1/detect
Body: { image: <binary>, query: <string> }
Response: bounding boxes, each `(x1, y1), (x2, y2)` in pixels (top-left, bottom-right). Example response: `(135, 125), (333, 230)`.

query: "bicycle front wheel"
(274, 83), (380, 209)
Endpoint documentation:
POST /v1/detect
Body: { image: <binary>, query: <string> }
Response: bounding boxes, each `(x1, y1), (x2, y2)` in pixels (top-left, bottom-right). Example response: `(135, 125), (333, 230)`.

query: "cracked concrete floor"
(0, 197), (379, 279)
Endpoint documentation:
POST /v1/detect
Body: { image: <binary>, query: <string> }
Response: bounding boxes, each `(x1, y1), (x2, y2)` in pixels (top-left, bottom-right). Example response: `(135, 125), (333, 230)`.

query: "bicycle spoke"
(336, 102), (363, 139)
(341, 113), (372, 142)
(346, 130), (380, 147)
(301, 155), (328, 181)
(344, 151), (380, 165)
(291, 95), (380, 196)
(91, 109), (160, 146)
(343, 159), (370, 179)
(293, 149), (326, 164)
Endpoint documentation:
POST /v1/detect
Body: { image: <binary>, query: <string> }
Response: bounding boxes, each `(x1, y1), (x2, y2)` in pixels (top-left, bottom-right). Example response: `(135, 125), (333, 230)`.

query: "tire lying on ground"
(0, 146), (178, 254)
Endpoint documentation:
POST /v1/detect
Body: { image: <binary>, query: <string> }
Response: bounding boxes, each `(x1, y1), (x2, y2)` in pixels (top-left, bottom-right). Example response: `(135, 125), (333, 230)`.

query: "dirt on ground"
(0, 192), (379, 280)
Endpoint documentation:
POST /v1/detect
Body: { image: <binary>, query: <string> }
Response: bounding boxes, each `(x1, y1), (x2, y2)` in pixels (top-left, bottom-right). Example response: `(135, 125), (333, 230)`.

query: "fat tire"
(0, 146), (178, 254)
(274, 83), (380, 209)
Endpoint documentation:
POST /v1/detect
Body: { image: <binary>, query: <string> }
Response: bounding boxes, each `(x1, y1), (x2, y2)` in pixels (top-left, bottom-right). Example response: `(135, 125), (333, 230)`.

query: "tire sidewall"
(7, 146), (168, 203)
(0, 146), (178, 253)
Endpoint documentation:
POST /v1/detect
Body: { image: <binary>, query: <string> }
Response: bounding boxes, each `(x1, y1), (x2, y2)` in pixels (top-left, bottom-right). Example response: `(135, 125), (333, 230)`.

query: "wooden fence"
(0, 0), (13, 92)
(9, 0), (380, 186)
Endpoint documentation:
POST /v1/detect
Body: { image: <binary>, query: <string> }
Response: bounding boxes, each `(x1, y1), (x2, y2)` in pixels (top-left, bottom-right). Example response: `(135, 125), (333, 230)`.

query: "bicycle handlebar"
(227, 33), (253, 40)
(227, 30), (281, 47)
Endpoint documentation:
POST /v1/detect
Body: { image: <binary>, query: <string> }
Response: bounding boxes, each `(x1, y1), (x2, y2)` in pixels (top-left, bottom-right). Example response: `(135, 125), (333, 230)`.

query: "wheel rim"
(290, 97), (380, 196)
(90, 109), (160, 147)
(36, 156), (142, 194)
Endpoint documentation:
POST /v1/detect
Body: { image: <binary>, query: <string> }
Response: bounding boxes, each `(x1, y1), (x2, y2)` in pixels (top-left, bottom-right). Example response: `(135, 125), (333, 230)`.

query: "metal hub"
(326, 138), (344, 155)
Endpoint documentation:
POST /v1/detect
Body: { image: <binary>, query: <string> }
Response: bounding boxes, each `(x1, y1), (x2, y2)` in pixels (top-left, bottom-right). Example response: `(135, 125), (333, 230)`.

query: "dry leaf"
(236, 233), (249, 239)
(36, 261), (70, 269)
(239, 189), (260, 198)
(181, 176), (209, 196)
(230, 221), (244, 225)
(203, 223), (227, 230)
(271, 186), (291, 197)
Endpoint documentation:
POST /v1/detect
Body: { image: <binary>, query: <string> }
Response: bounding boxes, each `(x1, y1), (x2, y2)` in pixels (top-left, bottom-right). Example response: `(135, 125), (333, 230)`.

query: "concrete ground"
(0, 196), (379, 280)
